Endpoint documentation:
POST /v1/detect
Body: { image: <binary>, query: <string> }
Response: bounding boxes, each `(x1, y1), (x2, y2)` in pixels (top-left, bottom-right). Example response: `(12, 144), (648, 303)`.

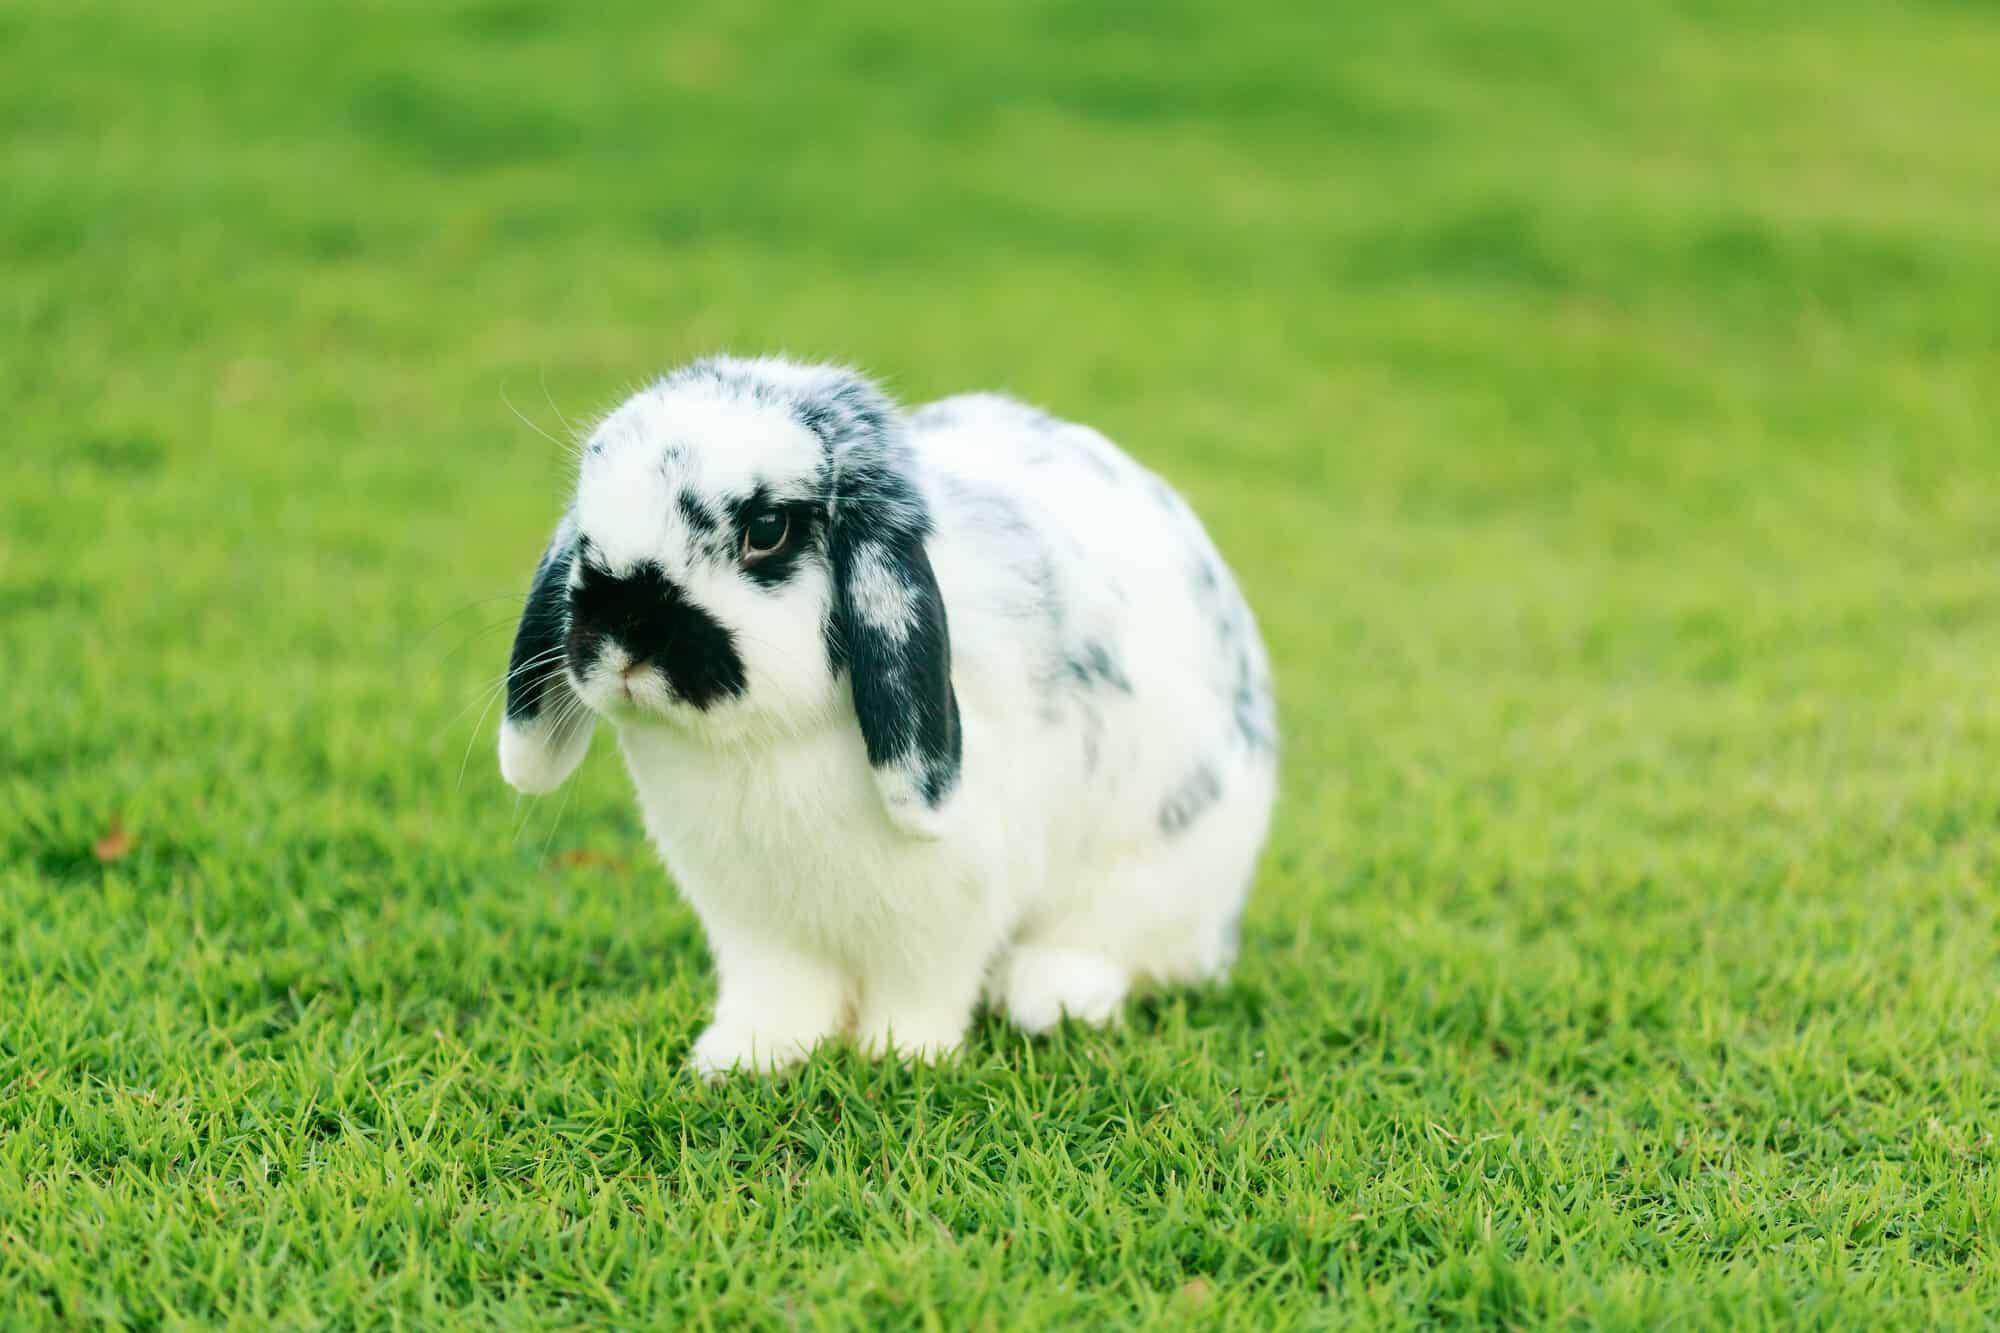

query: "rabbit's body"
(500, 360), (1275, 1075)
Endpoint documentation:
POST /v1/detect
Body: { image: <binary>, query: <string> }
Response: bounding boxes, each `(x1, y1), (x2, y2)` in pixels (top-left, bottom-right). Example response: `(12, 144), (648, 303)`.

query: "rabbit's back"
(912, 394), (1276, 962)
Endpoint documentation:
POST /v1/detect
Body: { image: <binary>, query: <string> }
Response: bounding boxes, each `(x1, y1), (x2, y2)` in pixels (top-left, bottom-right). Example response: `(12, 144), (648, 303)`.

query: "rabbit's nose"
(620, 659), (652, 680)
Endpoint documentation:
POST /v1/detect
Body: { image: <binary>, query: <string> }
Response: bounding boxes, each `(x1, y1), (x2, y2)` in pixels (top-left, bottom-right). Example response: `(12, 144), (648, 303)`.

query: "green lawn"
(5, 0), (1999, 1326)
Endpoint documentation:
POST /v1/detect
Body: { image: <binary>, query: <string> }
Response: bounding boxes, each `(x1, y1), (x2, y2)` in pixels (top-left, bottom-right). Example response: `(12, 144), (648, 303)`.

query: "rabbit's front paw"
(853, 954), (986, 1063)
(688, 1022), (818, 1080)
(1001, 945), (1129, 1035)
(854, 1008), (968, 1064)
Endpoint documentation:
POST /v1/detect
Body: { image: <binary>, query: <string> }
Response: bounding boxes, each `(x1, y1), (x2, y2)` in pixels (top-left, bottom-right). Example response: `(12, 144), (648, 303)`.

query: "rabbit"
(498, 356), (1277, 1077)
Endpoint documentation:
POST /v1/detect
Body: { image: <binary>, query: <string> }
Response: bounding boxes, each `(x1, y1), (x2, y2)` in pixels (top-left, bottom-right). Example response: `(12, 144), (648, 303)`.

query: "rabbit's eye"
(742, 507), (790, 562)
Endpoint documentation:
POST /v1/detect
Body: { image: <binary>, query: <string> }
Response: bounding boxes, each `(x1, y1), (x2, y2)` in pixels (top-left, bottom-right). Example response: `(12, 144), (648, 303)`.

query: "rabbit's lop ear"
(832, 522), (961, 839)
(498, 513), (594, 793)
(812, 372), (960, 840)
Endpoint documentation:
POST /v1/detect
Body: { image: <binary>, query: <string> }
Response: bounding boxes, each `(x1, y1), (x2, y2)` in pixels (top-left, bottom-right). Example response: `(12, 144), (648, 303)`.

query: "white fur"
(497, 710), (590, 794)
(847, 544), (919, 642)
(500, 365), (1277, 1076)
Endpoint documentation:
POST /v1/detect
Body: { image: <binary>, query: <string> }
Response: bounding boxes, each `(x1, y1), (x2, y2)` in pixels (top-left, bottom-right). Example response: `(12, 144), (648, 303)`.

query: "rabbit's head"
(498, 358), (960, 837)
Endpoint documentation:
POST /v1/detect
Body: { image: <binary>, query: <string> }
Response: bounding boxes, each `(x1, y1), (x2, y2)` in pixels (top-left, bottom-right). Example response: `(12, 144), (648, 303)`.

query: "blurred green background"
(4, 0), (1998, 1326)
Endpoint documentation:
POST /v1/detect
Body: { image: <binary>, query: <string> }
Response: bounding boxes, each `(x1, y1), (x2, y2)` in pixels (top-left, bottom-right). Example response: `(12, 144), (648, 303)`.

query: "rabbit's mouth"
(571, 646), (682, 722)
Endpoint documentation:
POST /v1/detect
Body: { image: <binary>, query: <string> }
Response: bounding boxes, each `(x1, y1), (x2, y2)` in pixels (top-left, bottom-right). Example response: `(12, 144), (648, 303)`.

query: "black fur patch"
(1190, 553), (1277, 755)
(1064, 639), (1132, 693)
(504, 538), (576, 722)
(567, 560), (746, 709)
(1160, 761), (1224, 835)
(1233, 673), (1276, 753)
(677, 490), (718, 536)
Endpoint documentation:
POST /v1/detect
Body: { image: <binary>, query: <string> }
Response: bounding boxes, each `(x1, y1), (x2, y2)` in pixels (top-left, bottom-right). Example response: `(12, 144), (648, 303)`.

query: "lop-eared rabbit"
(501, 358), (1275, 1076)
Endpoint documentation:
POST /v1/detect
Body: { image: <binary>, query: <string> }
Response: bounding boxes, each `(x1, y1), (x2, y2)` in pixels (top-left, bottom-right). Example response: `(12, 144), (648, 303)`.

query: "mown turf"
(4, 0), (1999, 1326)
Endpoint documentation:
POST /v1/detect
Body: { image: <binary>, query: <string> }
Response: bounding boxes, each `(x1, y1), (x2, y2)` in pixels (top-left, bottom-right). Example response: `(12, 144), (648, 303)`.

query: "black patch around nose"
(566, 560), (746, 709)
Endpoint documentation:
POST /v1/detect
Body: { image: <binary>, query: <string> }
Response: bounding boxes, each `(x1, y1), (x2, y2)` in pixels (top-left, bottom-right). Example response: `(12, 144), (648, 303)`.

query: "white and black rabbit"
(499, 357), (1276, 1076)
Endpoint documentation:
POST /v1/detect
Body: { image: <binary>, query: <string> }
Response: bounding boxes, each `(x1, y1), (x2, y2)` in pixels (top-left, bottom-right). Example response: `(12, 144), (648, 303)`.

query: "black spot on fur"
(1233, 672), (1277, 754)
(1064, 640), (1132, 693)
(1045, 638), (1125, 774)
(677, 490), (718, 536)
(1189, 553), (1277, 756)
(567, 560), (746, 709)
(1160, 761), (1224, 835)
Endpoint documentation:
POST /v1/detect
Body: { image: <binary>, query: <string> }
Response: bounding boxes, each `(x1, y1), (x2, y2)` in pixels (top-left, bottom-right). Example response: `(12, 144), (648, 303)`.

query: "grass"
(4, 0), (1999, 1325)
